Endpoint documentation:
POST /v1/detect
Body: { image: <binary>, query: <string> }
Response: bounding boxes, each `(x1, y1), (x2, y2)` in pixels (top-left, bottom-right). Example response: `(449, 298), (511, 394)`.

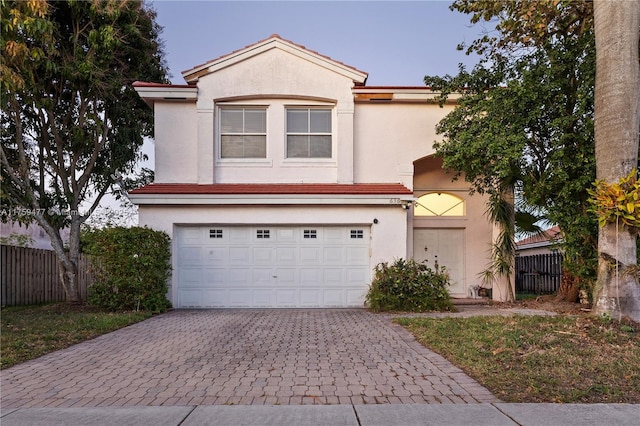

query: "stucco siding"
(353, 102), (455, 188)
(154, 102), (198, 183)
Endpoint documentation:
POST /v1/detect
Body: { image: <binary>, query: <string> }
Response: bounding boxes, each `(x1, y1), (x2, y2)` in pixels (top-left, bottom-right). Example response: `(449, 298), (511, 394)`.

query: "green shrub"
(82, 226), (172, 313)
(366, 258), (453, 312)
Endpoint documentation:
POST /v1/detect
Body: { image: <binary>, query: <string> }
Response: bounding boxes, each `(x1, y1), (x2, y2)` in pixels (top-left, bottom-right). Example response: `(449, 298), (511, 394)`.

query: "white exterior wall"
(154, 102), (198, 183)
(138, 204), (407, 306)
(193, 49), (357, 184)
(353, 102), (455, 189)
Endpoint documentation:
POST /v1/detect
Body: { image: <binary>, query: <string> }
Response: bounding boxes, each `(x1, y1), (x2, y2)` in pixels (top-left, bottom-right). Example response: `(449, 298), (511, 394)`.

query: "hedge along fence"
(81, 227), (172, 312)
(0, 245), (96, 306)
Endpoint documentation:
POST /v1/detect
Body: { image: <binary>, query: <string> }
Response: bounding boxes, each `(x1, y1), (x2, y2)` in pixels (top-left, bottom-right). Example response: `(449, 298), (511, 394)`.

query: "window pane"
(310, 135), (331, 158)
(245, 109), (266, 133)
(287, 109), (308, 132)
(287, 135), (309, 158)
(414, 193), (465, 216)
(221, 135), (244, 158)
(220, 109), (243, 133)
(310, 110), (331, 133)
(244, 135), (266, 157)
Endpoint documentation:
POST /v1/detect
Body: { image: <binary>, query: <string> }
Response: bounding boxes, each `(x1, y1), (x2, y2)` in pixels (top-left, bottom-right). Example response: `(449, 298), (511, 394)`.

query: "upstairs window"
(220, 107), (266, 158)
(286, 108), (331, 158)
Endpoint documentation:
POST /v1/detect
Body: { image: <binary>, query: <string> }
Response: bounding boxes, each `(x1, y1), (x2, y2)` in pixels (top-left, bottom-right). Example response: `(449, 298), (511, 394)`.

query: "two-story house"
(130, 35), (494, 308)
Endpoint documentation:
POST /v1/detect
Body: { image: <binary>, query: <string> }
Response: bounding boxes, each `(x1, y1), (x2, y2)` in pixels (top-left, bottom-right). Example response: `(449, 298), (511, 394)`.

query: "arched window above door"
(414, 193), (464, 216)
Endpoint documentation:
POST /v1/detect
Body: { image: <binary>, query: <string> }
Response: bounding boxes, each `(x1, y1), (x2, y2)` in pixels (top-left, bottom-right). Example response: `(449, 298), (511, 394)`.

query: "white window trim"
(284, 106), (335, 160)
(216, 104), (271, 164)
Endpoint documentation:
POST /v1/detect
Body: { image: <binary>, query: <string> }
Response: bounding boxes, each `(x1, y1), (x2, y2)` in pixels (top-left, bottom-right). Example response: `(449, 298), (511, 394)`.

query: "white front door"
(176, 226), (370, 308)
(413, 229), (465, 294)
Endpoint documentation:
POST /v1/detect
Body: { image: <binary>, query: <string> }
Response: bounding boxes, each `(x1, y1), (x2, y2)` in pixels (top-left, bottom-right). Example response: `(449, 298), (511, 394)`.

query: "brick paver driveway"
(1, 309), (499, 408)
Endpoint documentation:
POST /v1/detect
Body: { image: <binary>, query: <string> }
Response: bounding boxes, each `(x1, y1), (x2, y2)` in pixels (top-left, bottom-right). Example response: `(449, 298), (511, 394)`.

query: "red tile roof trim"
(130, 183), (412, 195)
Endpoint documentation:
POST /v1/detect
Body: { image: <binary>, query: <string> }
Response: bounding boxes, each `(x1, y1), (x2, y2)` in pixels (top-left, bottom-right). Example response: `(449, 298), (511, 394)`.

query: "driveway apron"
(1, 309), (499, 408)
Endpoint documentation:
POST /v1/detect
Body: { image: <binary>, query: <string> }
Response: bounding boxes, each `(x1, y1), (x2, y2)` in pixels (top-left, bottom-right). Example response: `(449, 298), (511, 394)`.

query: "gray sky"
(151, 0), (487, 86)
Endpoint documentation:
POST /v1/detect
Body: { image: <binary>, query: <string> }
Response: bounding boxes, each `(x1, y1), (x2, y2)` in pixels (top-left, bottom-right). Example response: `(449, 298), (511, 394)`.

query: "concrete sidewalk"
(2, 403), (639, 425)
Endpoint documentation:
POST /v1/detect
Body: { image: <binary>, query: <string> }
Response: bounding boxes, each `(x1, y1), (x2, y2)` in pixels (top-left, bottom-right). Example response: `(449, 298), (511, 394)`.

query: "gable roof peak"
(181, 35), (368, 85)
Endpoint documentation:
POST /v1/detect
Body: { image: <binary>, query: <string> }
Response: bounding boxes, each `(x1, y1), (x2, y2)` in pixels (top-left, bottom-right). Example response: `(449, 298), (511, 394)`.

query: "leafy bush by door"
(366, 258), (453, 312)
(82, 227), (172, 312)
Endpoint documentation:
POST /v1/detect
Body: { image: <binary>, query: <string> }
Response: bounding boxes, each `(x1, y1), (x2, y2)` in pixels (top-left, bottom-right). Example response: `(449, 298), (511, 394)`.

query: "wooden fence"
(515, 252), (563, 294)
(1, 245), (96, 306)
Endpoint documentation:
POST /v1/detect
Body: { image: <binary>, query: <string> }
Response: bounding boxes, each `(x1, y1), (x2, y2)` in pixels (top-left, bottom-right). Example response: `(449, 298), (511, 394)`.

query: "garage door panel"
(300, 289), (321, 306)
(299, 247), (321, 264)
(229, 268), (250, 283)
(276, 247), (297, 264)
(228, 290), (251, 307)
(252, 247), (274, 264)
(347, 247), (369, 263)
(275, 268), (296, 284)
(203, 268), (226, 284)
(229, 247), (251, 264)
(180, 268), (202, 288)
(323, 268), (343, 284)
(323, 246), (344, 264)
(253, 290), (274, 306)
(180, 289), (202, 307)
(203, 247), (226, 263)
(323, 227), (342, 241)
(347, 289), (367, 305)
(276, 290), (297, 306)
(179, 247), (202, 266)
(202, 289), (227, 307)
(323, 290), (344, 306)
(347, 268), (369, 284)
(253, 268), (273, 284)
(177, 226), (371, 308)
(300, 268), (321, 284)
(179, 228), (203, 245)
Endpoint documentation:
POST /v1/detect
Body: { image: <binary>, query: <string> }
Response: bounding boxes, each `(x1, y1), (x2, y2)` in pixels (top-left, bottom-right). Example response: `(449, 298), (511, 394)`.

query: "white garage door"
(176, 226), (371, 308)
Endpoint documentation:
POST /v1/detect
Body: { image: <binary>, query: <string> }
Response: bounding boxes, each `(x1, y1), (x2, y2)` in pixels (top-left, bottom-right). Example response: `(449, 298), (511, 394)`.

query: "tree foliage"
(425, 0), (597, 289)
(0, 0), (168, 301)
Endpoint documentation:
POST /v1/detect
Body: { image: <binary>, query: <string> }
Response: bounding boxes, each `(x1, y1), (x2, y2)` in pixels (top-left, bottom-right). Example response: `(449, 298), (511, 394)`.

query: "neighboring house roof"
(130, 183), (412, 195)
(516, 225), (562, 250)
(181, 34), (368, 85)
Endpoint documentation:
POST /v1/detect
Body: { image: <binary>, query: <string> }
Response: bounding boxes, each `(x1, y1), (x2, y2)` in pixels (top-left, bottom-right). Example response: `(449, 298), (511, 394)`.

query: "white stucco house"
(130, 35), (494, 308)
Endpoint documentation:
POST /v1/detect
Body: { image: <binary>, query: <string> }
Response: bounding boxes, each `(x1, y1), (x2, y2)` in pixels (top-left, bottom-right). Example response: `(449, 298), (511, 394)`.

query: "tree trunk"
(556, 272), (580, 303)
(35, 213), (81, 303)
(592, 0), (640, 321)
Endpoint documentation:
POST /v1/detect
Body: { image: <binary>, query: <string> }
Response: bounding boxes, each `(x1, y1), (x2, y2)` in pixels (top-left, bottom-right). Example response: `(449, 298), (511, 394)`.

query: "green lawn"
(1, 303), (152, 369)
(396, 314), (640, 403)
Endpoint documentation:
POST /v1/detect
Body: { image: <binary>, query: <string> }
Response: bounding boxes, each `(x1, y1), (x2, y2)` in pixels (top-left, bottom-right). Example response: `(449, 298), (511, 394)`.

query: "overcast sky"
(151, 0), (488, 86)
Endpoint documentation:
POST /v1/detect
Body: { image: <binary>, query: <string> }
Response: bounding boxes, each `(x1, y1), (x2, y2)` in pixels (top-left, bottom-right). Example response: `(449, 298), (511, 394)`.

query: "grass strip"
(396, 314), (640, 403)
(1, 303), (152, 369)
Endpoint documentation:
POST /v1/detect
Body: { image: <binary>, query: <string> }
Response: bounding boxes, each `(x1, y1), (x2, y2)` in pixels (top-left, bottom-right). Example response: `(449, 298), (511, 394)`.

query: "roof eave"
(133, 82), (198, 107)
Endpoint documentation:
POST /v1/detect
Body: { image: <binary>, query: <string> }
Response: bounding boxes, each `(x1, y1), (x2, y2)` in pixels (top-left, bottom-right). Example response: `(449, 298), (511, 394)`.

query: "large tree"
(0, 0), (168, 301)
(425, 1), (597, 300)
(591, 0), (640, 321)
